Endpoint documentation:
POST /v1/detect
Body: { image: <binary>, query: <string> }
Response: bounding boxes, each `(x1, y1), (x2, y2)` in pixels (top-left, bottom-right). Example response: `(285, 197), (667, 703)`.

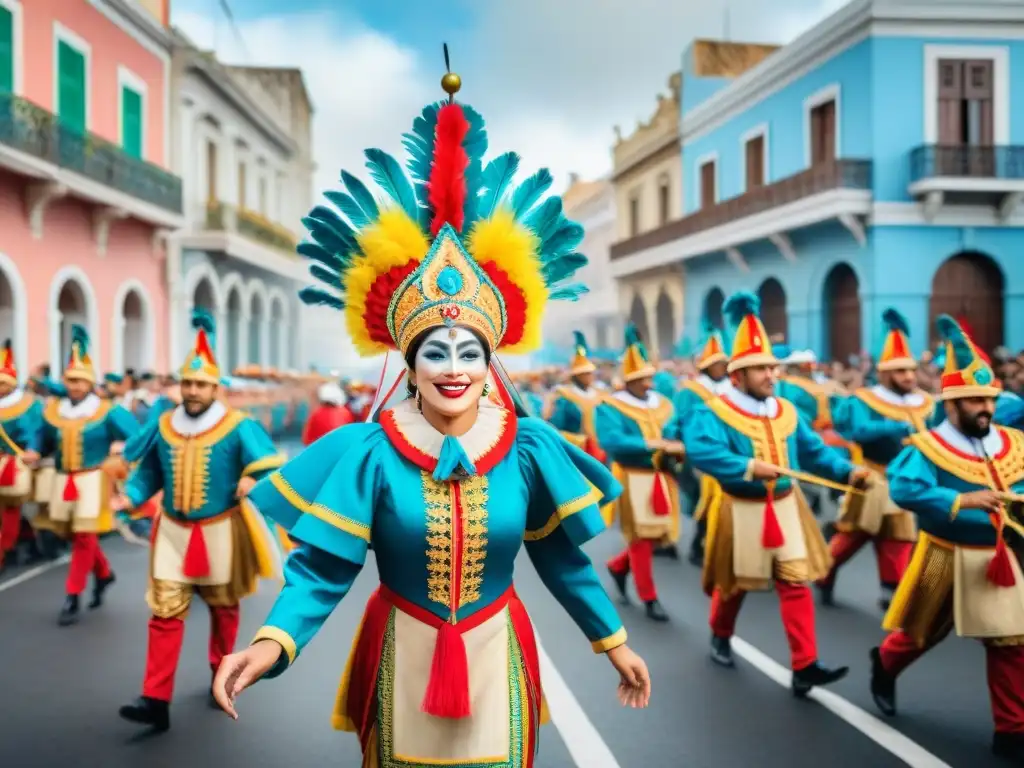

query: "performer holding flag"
(113, 309), (287, 732)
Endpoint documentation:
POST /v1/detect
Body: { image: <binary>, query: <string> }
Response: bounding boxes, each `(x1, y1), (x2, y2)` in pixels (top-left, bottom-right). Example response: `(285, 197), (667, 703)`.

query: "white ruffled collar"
(935, 419), (1003, 457)
(388, 397), (507, 463)
(697, 373), (732, 396)
(723, 387), (779, 418)
(58, 393), (101, 419)
(171, 401), (228, 436)
(871, 384), (925, 407)
(613, 390), (663, 409)
(0, 389), (24, 409)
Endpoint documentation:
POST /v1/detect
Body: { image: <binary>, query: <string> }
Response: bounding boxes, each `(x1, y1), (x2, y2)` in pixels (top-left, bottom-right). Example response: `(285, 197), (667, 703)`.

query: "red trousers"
(607, 540), (656, 601)
(880, 630), (1024, 733)
(821, 531), (913, 589)
(710, 581), (818, 670)
(0, 505), (20, 557)
(142, 604), (241, 702)
(65, 533), (112, 595)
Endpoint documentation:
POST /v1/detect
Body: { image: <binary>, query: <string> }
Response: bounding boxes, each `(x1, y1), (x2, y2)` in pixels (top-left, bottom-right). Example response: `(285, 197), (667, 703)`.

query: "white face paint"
(413, 326), (489, 417)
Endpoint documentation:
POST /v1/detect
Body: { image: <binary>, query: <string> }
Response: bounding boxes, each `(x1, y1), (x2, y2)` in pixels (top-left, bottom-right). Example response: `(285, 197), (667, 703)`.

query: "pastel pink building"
(0, 0), (181, 380)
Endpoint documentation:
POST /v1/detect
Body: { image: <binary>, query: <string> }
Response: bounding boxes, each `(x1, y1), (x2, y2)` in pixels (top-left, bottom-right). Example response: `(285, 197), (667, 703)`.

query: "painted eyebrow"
(456, 341), (482, 353)
(422, 340), (452, 351)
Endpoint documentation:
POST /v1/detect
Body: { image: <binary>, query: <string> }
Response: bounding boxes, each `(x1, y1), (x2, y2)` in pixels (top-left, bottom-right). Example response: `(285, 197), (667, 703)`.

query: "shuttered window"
(700, 160), (716, 208)
(57, 40), (86, 133)
(810, 100), (836, 166)
(0, 6), (13, 95)
(938, 59), (994, 146)
(745, 135), (765, 188)
(121, 85), (143, 158)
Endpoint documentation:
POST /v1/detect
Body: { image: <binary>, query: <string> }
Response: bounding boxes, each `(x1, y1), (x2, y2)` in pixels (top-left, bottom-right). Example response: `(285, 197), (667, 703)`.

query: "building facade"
(166, 30), (317, 373)
(610, 0), (1024, 362)
(0, 0), (182, 379)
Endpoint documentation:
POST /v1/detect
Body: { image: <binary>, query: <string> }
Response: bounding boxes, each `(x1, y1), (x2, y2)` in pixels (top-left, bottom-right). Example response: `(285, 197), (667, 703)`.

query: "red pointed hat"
(0, 339), (15, 386)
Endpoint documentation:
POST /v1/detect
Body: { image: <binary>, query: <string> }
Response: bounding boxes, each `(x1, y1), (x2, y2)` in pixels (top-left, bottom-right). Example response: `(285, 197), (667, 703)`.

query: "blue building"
(610, 0), (1024, 362)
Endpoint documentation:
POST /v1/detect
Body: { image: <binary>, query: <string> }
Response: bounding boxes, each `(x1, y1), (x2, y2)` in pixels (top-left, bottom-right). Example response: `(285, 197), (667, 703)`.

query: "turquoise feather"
(936, 314), (974, 370)
(302, 216), (355, 259)
(542, 253), (587, 284)
(191, 308), (215, 334)
(341, 171), (380, 224)
(477, 152), (519, 220)
(882, 307), (910, 335)
(364, 148), (419, 223)
(71, 323), (89, 353)
(624, 323), (649, 361)
(324, 190), (371, 229)
(548, 284), (588, 301)
(510, 169), (553, 218)
(573, 330), (590, 354)
(524, 197), (563, 244)
(310, 264), (342, 288)
(460, 105), (487, 226)
(298, 287), (344, 310)
(723, 291), (761, 329)
(540, 222), (584, 259)
(297, 242), (344, 272)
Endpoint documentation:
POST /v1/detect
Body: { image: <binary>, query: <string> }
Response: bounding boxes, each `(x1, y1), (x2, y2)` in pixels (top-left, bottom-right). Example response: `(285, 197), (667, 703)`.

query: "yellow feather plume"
(466, 209), (547, 354)
(344, 208), (429, 356)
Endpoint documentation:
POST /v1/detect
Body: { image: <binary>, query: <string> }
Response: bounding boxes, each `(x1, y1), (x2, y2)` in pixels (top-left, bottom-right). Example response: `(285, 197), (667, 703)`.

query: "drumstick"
(764, 464), (866, 495)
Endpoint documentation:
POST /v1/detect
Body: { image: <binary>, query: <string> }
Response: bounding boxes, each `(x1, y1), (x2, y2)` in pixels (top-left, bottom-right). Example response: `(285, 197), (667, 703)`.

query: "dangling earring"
(415, 389), (422, 410)
(482, 382), (491, 398)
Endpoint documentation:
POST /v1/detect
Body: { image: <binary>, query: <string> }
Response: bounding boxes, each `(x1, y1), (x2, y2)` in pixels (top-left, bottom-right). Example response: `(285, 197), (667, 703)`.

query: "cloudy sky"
(172, 0), (851, 198)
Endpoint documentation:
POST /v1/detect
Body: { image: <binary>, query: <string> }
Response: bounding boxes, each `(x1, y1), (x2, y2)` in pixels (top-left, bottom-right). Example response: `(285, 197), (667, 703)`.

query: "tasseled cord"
(987, 513), (1016, 588)
(762, 484), (785, 549)
(422, 621), (471, 719)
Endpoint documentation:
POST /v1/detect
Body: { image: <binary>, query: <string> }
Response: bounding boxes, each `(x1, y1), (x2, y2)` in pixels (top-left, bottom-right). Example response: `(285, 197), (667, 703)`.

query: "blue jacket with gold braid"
(0, 391), (43, 501)
(31, 396), (139, 472)
(833, 387), (940, 468)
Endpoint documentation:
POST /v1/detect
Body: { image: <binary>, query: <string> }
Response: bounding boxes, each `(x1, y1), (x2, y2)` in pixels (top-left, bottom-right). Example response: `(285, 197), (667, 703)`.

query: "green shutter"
(57, 41), (86, 133)
(121, 86), (142, 158)
(0, 7), (13, 95)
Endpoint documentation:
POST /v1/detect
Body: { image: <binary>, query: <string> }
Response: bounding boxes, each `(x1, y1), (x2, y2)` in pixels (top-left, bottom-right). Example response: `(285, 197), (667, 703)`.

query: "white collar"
(572, 384), (597, 398)
(697, 373), (732, 396)
(723, 387), (779, 418)
(389, 397), (506, 463)
(58, 393), (101, 419)
(935, 419), (1003, 458)
(171, 401), (228, 436)
(870, 384), (925, 407)
(0, 389), (24, 409)
(613, 390), (662, 409)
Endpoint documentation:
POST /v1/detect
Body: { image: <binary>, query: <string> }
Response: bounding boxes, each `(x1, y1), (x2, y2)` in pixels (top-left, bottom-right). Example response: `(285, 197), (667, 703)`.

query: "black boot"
(644, 599), (669, 622)
(687, 532), (704, 567)
(58, 594), (80, 627)
(993, 731), (1024, 762)
(119, 696), (170, 731)
(791, 661), (849, 698)
(710, 635), (734, 668)
(89, 572), (116, 609)
(653, 544), (679, 560)
(607, 566), (629, 604)
(816, 581), (835, 607)
(869, 647), (897, 716)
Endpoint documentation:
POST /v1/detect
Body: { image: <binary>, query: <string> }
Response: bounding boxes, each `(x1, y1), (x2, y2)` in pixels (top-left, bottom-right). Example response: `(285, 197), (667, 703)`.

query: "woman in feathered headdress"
(212, 52), (650, 764)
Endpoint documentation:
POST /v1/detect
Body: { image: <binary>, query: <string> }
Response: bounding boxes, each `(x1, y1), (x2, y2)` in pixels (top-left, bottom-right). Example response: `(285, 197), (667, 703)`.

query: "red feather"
(363, 262), (419, 347)
(956, 314), (991, 364)
(196, 328), (213, 362)
(428, 104), (469, 236)
(481, 263), (526, 346)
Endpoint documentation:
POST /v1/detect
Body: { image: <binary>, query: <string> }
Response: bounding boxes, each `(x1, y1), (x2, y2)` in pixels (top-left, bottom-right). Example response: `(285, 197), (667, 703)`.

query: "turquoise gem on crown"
(190, 357), (203, 371)
(436, 265), (463, 296)
(975, 366), (993, 385)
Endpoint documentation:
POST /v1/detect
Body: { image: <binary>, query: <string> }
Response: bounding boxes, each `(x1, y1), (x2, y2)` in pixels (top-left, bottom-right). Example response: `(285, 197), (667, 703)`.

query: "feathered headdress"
(180, 308), (220, 383)
(0, 339), (16, 386)
(877, 307), (916, 371)
(622, 323), (656, 382)
(569, 330), (596, 376)
(296, 52), (587, 360)
(694, 319), (726, 370)
(723, 291), (775, 373)
(936, 314), (1000, 400)
(64, 325), (95, 383)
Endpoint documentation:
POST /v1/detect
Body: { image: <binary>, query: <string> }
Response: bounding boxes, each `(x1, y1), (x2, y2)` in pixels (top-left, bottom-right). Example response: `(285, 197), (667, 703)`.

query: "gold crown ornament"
(295, 45), (589, 359)
(936, 314), (1001, 400)
(180, 308), (221, 384)
(64, 324), (96, 383)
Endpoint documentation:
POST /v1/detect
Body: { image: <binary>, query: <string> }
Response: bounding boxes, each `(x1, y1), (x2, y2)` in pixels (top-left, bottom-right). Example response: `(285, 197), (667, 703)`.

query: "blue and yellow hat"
(180, 308), (220, 384)
(694, 319), (727, 370)
(936, 314), (1000, 400)
(64, 325), (96, 383)
(878, 308), (916, 371)
(723, 292), (776, 373)
(570, 330), (596, 376)
(622, 323), (656, 382)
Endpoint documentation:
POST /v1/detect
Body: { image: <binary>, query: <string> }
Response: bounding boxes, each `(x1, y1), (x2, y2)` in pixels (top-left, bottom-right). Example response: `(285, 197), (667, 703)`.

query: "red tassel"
(0, 456), (15, 487)
(62, 474), (79, 502)
(427, 104), (469, 236)
(182, 524), (210, 579)
(761, 492), (785, 549)
(421, 621), (471, 719)
(987, 529), (1016, 588)
(651, 474), (671, 517)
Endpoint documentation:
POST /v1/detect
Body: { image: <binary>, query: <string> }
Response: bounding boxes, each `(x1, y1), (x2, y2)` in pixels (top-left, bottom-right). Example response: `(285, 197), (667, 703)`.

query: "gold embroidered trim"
(555, 386), (605, 439)
(853, 388), (935, 432)
(421, 472), (490, 611)
(252, 625), (298, 665)
(523, 485), (603, 542)
(602, 396), (673, 440)
(950, 494), (961, 521)
(268, 472), (371, 542)
(705, 397), (798, 467)
(680, 379), (715, 403)
(459, 474), (488, 609)
(160, 410), (246, 515)
(591, 627), (627, 653)
(909, 428), (1024, 487)
(422, 473), (453, 608)
(242, 454), (286, 478)
(43, 398), (113, 472)
(0, 393), (34, 423)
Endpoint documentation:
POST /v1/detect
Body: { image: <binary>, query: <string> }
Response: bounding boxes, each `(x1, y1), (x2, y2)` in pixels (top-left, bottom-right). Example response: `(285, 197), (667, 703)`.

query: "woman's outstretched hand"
(212, 639), (283, 719)
(606, 644), (651, 709)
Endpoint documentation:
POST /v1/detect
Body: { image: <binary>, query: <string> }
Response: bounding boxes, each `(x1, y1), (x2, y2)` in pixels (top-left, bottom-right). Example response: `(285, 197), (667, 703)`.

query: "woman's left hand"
(606, 644), (650, 709)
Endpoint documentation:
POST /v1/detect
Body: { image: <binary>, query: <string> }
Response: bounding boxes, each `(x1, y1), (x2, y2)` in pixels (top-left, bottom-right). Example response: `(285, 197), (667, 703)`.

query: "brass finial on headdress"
(440, 43), (461, 102)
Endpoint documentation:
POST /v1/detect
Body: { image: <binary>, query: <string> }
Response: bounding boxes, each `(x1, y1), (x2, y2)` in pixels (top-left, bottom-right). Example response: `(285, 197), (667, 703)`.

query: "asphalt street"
(0, 497), (1006, 767)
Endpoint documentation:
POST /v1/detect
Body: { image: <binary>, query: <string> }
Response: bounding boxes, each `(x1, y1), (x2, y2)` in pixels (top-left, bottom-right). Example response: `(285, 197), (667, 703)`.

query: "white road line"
(731, 637), (952, 768)
(536, 638), (622, 768)
(0, 555), (70, 594)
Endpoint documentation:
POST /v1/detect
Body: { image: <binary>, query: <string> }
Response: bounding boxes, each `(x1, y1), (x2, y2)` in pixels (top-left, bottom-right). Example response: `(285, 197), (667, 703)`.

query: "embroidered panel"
(602, 396), (673, 440)
(854, 388), (934, 432)
(706, 397), (798, 468)
(911, 428), (1024, 488)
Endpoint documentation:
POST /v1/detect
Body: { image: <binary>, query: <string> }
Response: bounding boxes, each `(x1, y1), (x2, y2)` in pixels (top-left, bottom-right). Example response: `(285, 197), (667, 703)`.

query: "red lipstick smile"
(435, 382), (470, 399)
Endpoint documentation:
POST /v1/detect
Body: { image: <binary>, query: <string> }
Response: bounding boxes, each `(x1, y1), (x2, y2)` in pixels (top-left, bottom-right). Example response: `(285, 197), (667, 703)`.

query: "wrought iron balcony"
(0, 92), (182, 214)
(910, 144), (1024, 182)
(205, 201), (298, 254)
(610, 158), (872, 260)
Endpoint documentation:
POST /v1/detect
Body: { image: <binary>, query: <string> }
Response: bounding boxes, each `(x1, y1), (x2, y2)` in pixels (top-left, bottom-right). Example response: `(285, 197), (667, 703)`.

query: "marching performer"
(871, 315), (1024, 762)
(685, 292), (870, 695)
(22, 326), (139, 625)
(817, 309), (938, 609)
(212, 66), (650, 767)
(0, 340), (43, 574)
(114, 309), (286, 732)
(666, 320), (730, 566)
(597, 324), (682, 621)
(548, 331), (607, 463)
